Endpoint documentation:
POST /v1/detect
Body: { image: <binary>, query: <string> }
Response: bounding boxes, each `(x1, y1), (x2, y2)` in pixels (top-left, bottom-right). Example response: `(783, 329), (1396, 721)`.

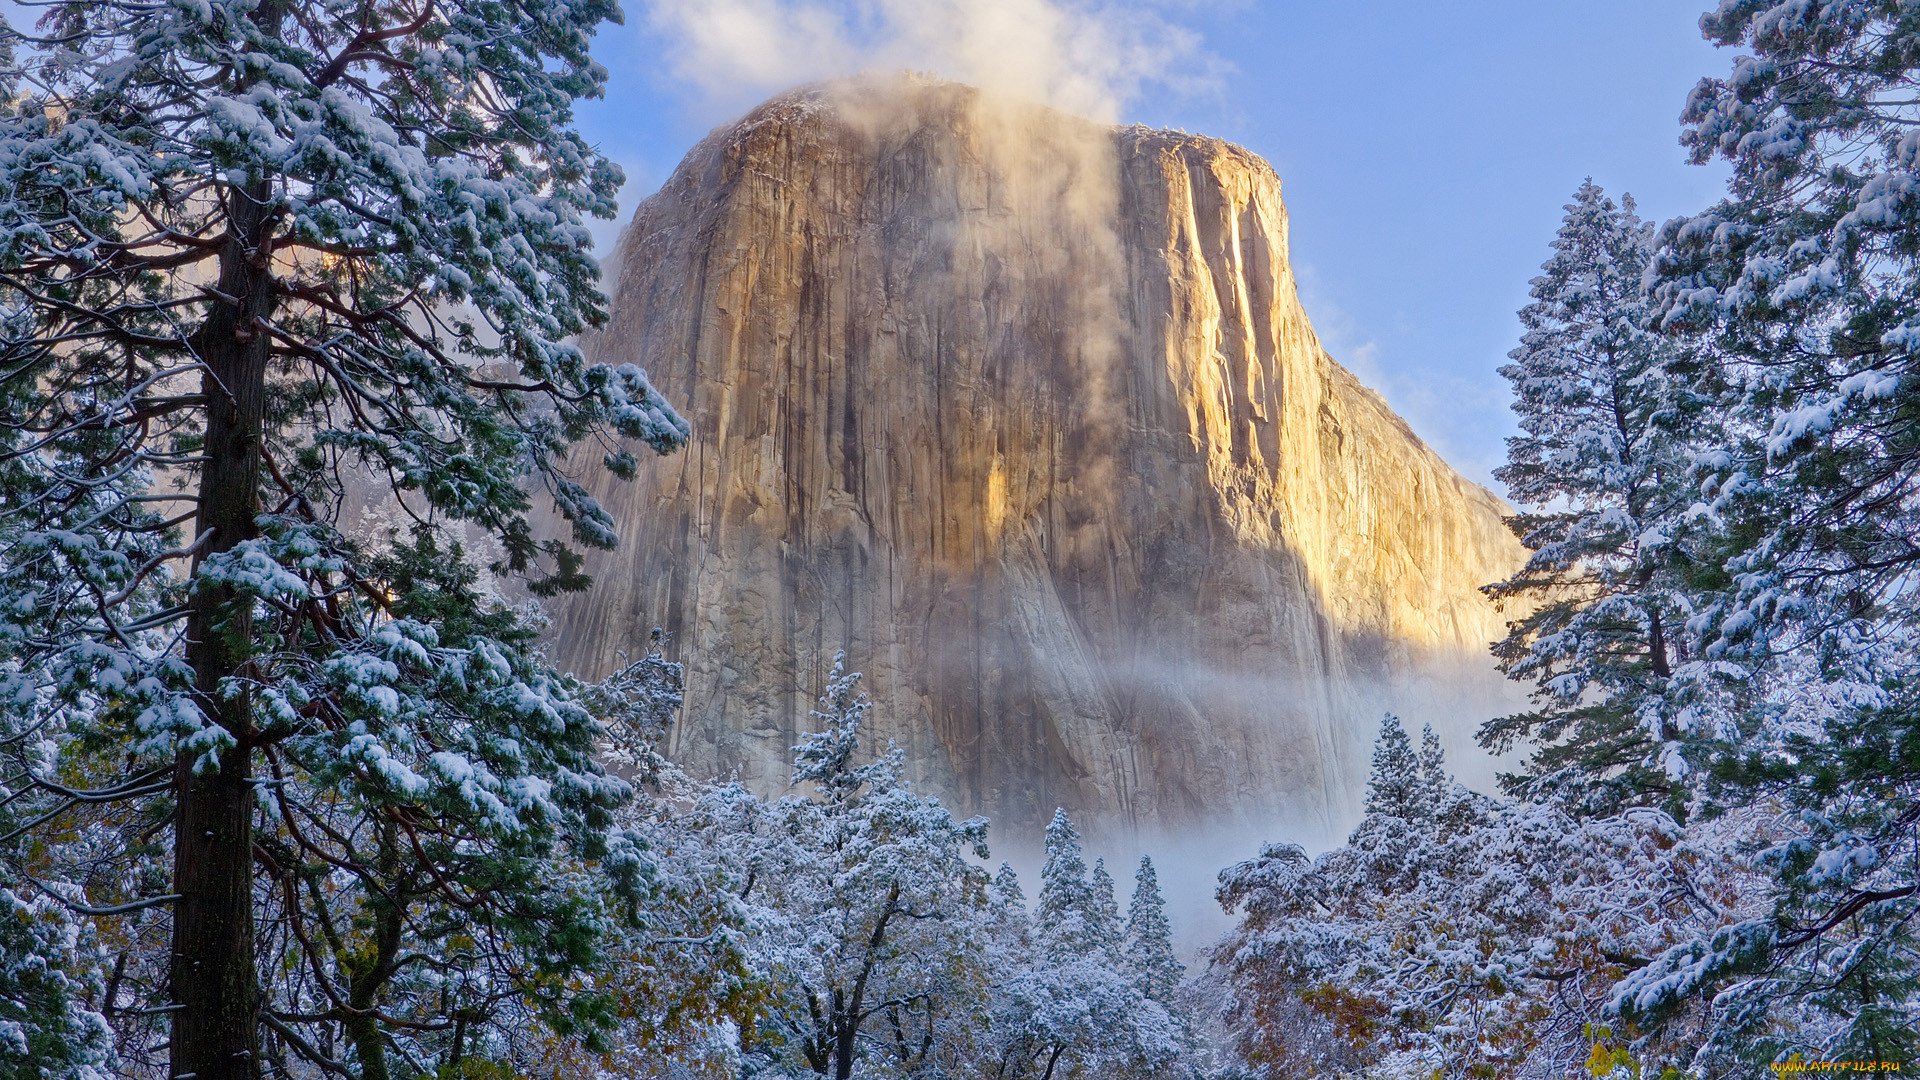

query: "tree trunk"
(171, 173), (276, 1080)
(829, 987), (857, 1080)
(1648, 605), (1672, 679)
(833, 1014), (858, 1080)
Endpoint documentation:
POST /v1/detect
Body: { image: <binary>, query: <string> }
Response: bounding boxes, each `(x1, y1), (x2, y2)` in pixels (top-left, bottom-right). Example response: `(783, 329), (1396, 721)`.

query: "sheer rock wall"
(547, 79), (1527, 836)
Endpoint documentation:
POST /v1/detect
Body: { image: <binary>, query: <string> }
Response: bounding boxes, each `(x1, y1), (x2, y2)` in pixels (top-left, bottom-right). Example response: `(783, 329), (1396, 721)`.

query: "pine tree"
(1089, 858), (1123, 958)
(1362, 714), (1421, 820)
(1038, 808), (1096, 955)
(1482, 179), (1701, 815)
(791, 650), (891, 803)
(988, 862), (1032, 956)
(1609, 4), (1920, 1059)
(992, 862), (1027, 910)
(0, 5), (687, 1077)
(1125, 857), (1184, 1006)
(1650, 5), (1920, 678)
(992, 821), (1188, 1080)
(1416, 723), (1447, 812)
(0, 880), (112, 1079)
(1216, 789), (1735, 1077)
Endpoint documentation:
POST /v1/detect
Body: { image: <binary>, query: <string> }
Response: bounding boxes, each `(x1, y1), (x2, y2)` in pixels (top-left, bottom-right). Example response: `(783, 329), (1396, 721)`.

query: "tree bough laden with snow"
(698, 655), (998, 1080)
(0, 3), (686, 1077)
(1483, 180), (1712, 817)
(1602, 1), (1920, 1062)
(984, 810), (1187, 1080)
(1215, 715), (1745, 1079)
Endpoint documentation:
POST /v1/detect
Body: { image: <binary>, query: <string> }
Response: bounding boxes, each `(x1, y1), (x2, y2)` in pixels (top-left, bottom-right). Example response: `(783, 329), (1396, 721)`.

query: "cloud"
(636, 0), (1219, 122)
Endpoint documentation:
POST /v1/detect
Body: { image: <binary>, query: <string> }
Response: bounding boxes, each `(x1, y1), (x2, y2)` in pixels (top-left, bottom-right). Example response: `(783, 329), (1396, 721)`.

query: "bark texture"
(550, 78), (1527, 835)
(173, 177), (274, 1080)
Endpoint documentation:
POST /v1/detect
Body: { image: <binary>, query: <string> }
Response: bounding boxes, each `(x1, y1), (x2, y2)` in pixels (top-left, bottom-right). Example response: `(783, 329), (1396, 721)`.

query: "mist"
(1058, 653), (1524, 960)
(635, 0), (1221, 122)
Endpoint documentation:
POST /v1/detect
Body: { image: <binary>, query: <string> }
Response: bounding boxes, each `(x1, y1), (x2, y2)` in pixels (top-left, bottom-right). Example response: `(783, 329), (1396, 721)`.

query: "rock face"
(549, 77), (1527, 837)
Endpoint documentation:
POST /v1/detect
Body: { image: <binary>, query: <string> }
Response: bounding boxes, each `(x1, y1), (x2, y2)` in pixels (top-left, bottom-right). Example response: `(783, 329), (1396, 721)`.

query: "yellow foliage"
(1584, 1026), (1640, 1080)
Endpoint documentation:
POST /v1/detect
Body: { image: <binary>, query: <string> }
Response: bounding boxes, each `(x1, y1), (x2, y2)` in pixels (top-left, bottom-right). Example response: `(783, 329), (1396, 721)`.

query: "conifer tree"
(1650, 4), (1920, 675)
(982, 861), (1035, 1020)
(1125, 857), (1183, 1007)
(1608, 2), (1920, 1060)
(996, 816), (1187, 1080)
(0, 882), (111, 1079)
(1416, 723), (1448, 814)
(0, 4), (687, 1077)
(992, 862), (1027, 910)
(1089, 857), (1123, 958)
(1362, 714), (1421, 820)
(791, 651), (885, 803)
(1039, 808), (1097, 955)
(1482, 179), (1700, 815)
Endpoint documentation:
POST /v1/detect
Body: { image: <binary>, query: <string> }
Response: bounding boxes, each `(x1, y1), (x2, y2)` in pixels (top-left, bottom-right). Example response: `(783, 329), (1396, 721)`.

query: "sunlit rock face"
(547, 76), (1527, 837)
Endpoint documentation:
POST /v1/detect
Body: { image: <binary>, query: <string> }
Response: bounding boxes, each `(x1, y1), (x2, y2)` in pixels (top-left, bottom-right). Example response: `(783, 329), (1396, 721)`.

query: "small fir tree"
(1416, 723), (1447, 815)
(1362, 714), (1421, 820)
(1038, 808), (1097, 955)
(1089, 858), (1123, 958)
(1125, 857), (1184, 1007)
(991, 862), (1027, 910)
(994, 817), (1187, 1080)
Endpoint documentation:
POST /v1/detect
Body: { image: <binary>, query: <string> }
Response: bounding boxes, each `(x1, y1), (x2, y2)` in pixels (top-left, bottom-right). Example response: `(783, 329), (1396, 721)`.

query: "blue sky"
(574, 2), (1737, 490)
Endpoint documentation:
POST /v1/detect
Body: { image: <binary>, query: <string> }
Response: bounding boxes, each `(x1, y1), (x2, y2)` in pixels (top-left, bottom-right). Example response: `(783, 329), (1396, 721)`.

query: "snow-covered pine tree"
(991, 819), (1187, 1080)
(1089, 857), (1123, 959)
(0, 879), (112, 1080)
(0, 4), (686, 1077)
(992, 862), (1027, 910)
(1361, 714), (1421, 820)
(1038, 808), (1094, 950)
(1610, 3), (1920, 1059)
(1483, 179), (1702, 816)
(1125, 857), (1184, 1007)
(987, 862), (1033, 965)
(791, 651), (883, 804)
(589, 629), (686, 784)
(1215, 725), (1738, 1077)
(1651, 3), (1920, 678)
(1415, 723), (1446, 816)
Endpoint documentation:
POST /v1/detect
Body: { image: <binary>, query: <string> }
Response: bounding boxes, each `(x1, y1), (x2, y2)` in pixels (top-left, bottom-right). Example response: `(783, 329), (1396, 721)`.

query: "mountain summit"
(548, 76), (1526, 835)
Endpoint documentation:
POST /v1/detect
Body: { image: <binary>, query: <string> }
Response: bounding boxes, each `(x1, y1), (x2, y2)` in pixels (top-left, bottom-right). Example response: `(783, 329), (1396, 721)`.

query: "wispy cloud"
(635, 0), (1223, 122)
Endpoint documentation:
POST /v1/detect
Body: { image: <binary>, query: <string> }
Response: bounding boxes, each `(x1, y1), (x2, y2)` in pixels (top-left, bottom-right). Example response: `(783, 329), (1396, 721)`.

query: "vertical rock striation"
(549, 76), (1526, 837)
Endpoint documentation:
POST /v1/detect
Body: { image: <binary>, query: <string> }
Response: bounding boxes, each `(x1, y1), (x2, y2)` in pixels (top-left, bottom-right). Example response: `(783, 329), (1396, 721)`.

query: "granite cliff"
(548, 77), (1527, 836)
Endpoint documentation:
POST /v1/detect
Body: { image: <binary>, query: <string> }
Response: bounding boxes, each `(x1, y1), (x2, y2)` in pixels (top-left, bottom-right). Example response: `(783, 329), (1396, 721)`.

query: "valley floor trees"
(1215, 714), (1756, 1078)
(564, 657), (1201, 1080)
